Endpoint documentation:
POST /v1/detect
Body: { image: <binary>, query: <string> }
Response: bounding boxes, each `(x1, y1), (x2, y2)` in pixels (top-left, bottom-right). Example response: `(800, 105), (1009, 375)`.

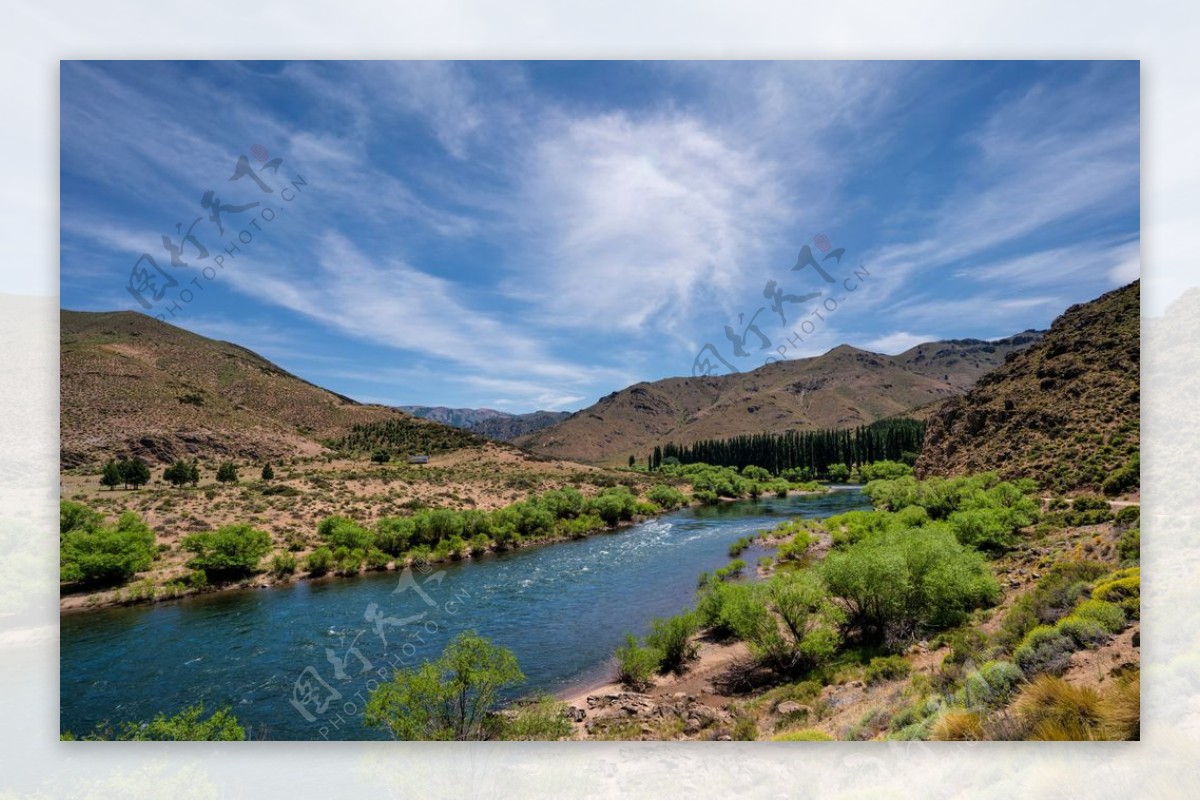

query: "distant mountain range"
(61, 308), (1056, 474)
(398, 406), (571, 441)
(917, 282), (1139, 492)
(514, 332), (1044, 464)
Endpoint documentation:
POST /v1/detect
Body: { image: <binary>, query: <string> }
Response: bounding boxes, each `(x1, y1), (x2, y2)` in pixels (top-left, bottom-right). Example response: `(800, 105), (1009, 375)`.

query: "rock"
(586, 695), (598, 708)
(701, 684), (716, 695)
(684, 718), (702, 735)
(849, 680), (864, 689)
(717, 734), (732, 741)
(672, 692), (687, 699)
(776, 701), (806, 716)
(567, 706), (586, 722)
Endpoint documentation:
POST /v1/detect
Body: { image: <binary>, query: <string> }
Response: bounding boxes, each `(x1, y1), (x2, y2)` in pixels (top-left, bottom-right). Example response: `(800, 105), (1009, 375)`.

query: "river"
(59, 488), (870, 740)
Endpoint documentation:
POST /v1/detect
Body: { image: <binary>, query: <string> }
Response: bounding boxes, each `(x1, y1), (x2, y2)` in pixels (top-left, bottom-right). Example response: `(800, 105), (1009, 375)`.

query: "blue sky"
(60, 60), (1140, 413)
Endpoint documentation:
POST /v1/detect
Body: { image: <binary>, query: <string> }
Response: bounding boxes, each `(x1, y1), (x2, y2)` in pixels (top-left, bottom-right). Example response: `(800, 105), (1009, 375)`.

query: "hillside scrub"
(60, 502), (157, 587)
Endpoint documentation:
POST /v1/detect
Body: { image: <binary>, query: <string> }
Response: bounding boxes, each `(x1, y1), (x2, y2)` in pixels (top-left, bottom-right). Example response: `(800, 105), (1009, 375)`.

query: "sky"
(59, 60), (1140, 413)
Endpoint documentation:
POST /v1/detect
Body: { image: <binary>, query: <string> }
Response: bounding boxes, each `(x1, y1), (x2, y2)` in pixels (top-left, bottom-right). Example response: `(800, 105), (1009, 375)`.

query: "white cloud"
(861, 331), (939, 355)
(505, 111), (793, 332)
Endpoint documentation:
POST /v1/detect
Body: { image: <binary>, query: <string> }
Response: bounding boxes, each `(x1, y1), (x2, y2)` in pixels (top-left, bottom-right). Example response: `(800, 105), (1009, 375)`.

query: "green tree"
(182, 523), (271, 581)
(64, 703), (245, 741)
(60, 505), (156, 587)
(826, 463), (851, 483)
(216, 461), (239, 485)
(188, 460), (200, 486)
(163, 459), (191, 487)
(261, 463), (274, 482)
(821, 526), (999, 643)
(628, 454), (636, 468)
(100, 458), (122, 490)
(365, 631), (525, 740)
(120, 457), (151, 489)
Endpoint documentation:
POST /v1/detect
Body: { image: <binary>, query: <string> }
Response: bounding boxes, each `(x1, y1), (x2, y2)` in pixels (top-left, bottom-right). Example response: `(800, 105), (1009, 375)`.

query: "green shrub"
(647, 485), (687, 510)
(1072, 600), (1126, 634)
(1114, 505), (1140, 528)
(269, 551), (297, 577)
(771, 729), (834, 741)
(998, 561), (1110, 646)
(69, 703), (245, 741)
(60, 506), (156, 587)
(304, 546), (333, 576)
(957, 661), (1023, 708)
(182, 524), (271, 581)
(821, 526), (999, 643)
(1117, 528), (1140, 563)
(615, 634), (661, 690)
(365, 548), (392, 571)
(864, 655), (911, 685)
(1092, 569), (1140, 620)
(1054, 616), (1110, 648)
(856, 460), (913, 482)
(494, 694), (573, 741)
(1102, 465), (1139, 497)
(318, 516), (374, 551)
(646, 612), (699, 674)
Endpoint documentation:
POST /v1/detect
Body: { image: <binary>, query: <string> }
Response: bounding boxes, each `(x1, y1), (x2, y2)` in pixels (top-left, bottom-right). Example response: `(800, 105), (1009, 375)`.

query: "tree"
(261, 463), (275, 482)
(365, 631), (524, 740)
(119, 457), (151, 489)
(188, 460), (201, 486)
(821, 526), (1000, 643)
(163, 459), (191, 487)
(60, 505), (156, 587)
(64, 703), (245, 741)
(628, 454), (636, 468)
(100, 459), (122, 490)
(216, 461), (239, 485)
(371, 450), (391, 464)
(182, 523), (271, 581)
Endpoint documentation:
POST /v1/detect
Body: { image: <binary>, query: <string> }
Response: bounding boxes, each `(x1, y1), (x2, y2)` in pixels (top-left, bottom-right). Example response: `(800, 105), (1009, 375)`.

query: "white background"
(2, 1), (1196, 797)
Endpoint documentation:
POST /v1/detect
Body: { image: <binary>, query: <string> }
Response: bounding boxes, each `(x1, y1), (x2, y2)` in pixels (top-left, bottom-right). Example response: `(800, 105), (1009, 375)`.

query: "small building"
(408, 454), (429, 465)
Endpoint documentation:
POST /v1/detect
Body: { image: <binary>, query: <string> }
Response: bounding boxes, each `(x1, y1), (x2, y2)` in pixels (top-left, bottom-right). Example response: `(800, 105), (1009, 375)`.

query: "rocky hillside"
(516, 333), (1041, 464)
(60, 311), (474, 469)
(916, 281), (1139, 492)
(399, 406), (571, 441)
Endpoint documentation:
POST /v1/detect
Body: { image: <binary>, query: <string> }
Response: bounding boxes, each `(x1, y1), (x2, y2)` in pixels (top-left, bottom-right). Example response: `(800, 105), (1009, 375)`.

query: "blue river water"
(59, 488), (869, 740)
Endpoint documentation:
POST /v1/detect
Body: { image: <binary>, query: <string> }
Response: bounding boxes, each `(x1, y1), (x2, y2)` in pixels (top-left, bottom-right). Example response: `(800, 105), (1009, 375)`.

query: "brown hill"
(515, 334), (1041, 464)
(60, 310), (472, 469)
(916, 281), (1139, 492)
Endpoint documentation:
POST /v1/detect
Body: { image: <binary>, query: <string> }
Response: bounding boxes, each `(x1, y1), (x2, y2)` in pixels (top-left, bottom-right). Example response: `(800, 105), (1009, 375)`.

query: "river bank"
(60, 486), (837, 614)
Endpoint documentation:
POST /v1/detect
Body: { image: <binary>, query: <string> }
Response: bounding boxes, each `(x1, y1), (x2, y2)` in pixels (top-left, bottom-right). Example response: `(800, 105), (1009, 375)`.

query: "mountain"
(399, 406), (572, 441)
(515, 333), (1043, 464)
(916, 281), (1139, 492)
(60, 311), (478, 469)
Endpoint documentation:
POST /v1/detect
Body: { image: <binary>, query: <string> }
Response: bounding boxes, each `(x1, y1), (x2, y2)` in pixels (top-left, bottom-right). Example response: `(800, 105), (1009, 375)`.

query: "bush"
(375, 517), (415, 556)
(956, 661), (1023, 708)
(1014, 625), (1078, 676)
(304, 546), (334, 576)
(825, 463), (851, 482)
(771, 729), (834, 741)
(857, 460), (913, 482)
(183, 524), (272, 581)
(365, 632), (524, 740)
(719, 571), (843, 675)
(60, 506), (157, 587)
(931, 709), (984, 741)
(614, 634), (660, 690)
(1072, 600), (1126, 634)
(647, 484), (688, 510)
(68, 704), (245, 741)
(864, 655), (911, 685)
(494, 694), (573, 741)
(821, 526), (999, 643)
(216, 461), (239, 485)
(1092, 568), (1140, 620)
(1114, 505), (1140, 528)
(1101, 464), (1138, 497)
(1117, 528), (1140, 563)
(645, 612), (699, 674)
(318, 516), (374, 551)
(365, 548), (392, 571)
(1013, 675), (1103, 740)
(998, 561), (1110, 646)
(269, 551), (297, 577)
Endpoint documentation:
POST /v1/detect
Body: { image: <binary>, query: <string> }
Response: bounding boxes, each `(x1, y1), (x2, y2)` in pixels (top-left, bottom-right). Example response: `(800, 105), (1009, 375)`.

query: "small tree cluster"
(100, 457), (152, 490)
